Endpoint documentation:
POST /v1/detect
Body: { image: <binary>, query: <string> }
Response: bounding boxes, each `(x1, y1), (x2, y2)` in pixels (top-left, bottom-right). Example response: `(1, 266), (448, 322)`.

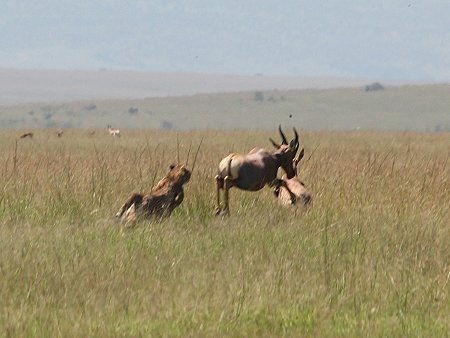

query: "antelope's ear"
(169, 164), (176, 170)
(298, 148), (305, 162)
(269, 138), (280, 148)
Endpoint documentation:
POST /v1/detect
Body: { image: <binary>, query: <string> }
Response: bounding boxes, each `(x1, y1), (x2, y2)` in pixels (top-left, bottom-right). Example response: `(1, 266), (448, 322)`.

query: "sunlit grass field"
(0, 129), (449, 337)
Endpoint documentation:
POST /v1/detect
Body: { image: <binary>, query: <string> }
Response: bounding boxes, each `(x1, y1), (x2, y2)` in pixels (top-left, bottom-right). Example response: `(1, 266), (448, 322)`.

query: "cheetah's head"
(167, 164), (191, 185)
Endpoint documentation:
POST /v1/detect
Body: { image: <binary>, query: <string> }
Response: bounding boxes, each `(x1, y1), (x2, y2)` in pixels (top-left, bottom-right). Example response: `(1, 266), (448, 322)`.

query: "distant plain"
(1, 71), (449, 132)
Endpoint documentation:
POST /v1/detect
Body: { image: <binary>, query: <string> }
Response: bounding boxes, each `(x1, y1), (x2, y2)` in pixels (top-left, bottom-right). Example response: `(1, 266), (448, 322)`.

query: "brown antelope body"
(215, 126), (299, 215)
(272, 148), (312, 206)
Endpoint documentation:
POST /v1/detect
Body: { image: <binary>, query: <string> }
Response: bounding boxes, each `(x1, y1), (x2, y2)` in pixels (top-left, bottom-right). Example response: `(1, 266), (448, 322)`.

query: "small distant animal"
(116, 164), (191, 223)
(272, 148), (312, 206)
(19, 132), (33, 139)
(107, 125), (120, 137)
(214, 125), (299, 215)
(57, 130), (64, 137)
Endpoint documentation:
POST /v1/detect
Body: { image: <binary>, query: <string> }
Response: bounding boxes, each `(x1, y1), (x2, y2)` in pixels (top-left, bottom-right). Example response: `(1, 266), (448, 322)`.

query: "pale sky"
(1, 1), (449, 81)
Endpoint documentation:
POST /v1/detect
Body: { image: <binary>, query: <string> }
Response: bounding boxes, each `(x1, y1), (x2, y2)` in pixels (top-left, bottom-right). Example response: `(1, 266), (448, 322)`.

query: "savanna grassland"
(0, 129), (449, 337)
(2, 84), (450, 131)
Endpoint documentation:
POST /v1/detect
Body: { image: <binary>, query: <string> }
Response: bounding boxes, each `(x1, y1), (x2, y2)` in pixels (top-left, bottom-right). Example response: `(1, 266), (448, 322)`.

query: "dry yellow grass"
(0, 129), (449, 337)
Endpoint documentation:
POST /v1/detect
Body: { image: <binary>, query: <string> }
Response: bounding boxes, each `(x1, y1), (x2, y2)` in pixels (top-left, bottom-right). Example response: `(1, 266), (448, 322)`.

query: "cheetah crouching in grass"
(116, 164), (191, 224)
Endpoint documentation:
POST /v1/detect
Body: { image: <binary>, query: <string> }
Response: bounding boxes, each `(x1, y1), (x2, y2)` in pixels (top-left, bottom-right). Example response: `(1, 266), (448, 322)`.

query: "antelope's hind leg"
(214, 175), (224, 215)
(222, 175), (234, 216)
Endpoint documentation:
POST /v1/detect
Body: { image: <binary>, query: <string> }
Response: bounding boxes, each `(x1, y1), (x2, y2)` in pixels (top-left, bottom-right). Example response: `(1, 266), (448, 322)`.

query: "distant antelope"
(19, 132), (33, 139)
(272, 147), (312, 206)
(215, 126), (299, 215)
(57, 130), (64, 137)
(107, 125), (120, 137)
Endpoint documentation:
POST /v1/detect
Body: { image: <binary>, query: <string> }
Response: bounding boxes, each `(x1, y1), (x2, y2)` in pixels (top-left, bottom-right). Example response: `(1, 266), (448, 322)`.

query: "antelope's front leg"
(271, 178), (284, 197)
(214, 175), (223, 215)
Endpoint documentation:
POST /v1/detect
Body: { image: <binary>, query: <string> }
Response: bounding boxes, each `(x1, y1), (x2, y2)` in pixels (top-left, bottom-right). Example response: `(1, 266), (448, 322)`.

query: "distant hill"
(0, 68), (377, 105)
(1, 82), (449, 132)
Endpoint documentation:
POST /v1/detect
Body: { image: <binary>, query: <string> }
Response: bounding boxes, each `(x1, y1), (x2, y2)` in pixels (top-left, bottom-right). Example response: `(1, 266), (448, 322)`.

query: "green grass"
(0, 129), (449, 337)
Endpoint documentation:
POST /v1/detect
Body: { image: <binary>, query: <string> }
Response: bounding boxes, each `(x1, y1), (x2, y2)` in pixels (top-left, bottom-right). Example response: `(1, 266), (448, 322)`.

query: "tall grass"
(0, 129), (449, 337)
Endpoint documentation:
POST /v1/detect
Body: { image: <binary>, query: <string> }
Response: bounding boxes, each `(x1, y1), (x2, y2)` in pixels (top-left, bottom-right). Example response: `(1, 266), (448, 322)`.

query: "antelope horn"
(278, 125), (288, 145)
(292, 127), (299, 152)
(297, 148), (305, 162)
(269, 138), (281, 148)
(190, 137), (204, 173)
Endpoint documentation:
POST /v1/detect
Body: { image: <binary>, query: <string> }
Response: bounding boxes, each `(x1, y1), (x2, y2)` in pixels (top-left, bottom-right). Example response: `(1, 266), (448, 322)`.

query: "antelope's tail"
(226, 155), (234, 178)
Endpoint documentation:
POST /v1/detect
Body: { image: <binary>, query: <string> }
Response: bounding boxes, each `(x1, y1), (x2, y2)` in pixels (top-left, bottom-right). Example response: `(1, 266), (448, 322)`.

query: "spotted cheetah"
(116, 164), (191, 223)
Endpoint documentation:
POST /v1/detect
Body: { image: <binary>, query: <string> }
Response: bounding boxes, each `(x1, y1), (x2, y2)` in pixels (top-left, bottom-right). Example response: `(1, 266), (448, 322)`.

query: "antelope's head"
(269, 125), (299, 179)
(293, 147), (305, 175)
(271, 144), (312, 206)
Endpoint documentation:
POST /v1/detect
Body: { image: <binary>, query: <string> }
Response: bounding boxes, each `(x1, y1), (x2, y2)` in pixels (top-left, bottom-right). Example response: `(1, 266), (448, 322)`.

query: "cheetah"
(116, 164), (191, 223)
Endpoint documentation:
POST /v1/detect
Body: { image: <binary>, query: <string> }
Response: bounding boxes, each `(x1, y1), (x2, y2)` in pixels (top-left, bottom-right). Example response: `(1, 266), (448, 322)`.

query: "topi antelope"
(107, 125), (120, 137)
(215, 126), (299, 215)
(272, 147), (312, 206)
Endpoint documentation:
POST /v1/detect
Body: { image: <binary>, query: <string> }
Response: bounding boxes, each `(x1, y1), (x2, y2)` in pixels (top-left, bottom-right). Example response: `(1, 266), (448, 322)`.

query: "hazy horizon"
(1, 1), (450, 81)
(0, 68), (382, 105)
